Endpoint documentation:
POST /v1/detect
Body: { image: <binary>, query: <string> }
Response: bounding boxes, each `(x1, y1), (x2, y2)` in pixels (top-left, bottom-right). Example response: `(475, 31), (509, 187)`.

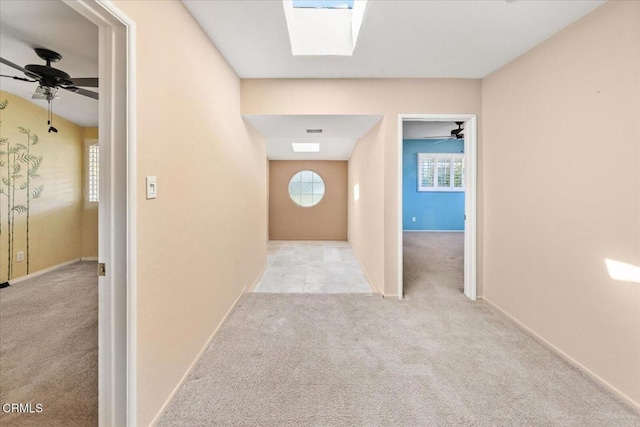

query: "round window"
(288, 170), (325, 207)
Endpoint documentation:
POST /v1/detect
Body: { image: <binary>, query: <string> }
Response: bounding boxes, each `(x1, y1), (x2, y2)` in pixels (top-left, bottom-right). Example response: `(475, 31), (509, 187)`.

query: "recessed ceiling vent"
(282, 0), (368, 56)
(306, 129), (323, 133)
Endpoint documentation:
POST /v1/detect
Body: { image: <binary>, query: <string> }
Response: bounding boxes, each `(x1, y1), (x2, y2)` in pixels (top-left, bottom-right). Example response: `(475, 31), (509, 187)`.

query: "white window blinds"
(417, 153), (464, 192)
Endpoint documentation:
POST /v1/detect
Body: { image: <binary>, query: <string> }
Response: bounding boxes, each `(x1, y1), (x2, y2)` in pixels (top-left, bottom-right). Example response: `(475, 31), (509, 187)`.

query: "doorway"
(63, 1), (134, 425)
(397, 114), (477, 300)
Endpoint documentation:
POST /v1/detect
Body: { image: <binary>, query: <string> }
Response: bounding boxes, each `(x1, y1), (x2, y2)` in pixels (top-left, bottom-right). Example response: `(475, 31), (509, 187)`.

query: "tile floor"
(253, 241), (374, 293)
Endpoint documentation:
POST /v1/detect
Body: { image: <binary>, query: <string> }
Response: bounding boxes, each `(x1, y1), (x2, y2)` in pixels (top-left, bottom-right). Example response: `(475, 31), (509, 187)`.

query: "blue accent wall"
(403, 139), (465, 231)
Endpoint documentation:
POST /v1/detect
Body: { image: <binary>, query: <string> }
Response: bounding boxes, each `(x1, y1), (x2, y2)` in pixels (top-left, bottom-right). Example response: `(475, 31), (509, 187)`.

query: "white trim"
(82, 257), (100, 262)
(61, 1), (136, 425)
(402, 230), (464, 233)
(8, 259), (83, 285)
(398, 114), (477, 301)
(349, 243), (382, 295)
(246, 263), (268, 293)
(149, 288), (247, 425)
(483, 297), (640, 413)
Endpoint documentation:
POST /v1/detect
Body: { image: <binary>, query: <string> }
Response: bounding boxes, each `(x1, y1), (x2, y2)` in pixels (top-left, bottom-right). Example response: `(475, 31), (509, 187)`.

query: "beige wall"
(242, 79), (482, 296)
(112, 1), (267, 425)
(0, 91), (83, 280)
(348, 122), (385, 293)
(81, 127), (98, 259)
(482, 0), (639, 406)
(269, 160), (347, 240)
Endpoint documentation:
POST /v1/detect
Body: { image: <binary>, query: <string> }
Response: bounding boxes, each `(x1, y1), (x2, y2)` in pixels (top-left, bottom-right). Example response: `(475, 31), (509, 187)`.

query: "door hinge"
(98, 262), (106, 277)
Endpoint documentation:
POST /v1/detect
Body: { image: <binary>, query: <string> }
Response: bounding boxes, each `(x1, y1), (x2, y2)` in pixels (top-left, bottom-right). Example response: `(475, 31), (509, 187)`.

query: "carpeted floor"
(0, 261), (98, 427)
(158, 233), (640, 426)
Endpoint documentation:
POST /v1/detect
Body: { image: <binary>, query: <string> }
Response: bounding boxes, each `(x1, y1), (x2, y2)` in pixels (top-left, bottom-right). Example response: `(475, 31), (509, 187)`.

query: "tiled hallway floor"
(253, 241), (374, 293)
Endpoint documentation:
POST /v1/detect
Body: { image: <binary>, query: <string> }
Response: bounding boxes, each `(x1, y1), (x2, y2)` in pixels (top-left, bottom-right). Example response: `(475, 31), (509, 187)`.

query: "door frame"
(62, 1), (136, 425)
(397, 114), (477, 300)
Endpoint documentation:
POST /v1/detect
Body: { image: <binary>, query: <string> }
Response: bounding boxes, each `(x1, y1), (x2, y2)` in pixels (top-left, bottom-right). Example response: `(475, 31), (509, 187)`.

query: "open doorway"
(397, 115), (477, 300)
(0, 0), (134, 425)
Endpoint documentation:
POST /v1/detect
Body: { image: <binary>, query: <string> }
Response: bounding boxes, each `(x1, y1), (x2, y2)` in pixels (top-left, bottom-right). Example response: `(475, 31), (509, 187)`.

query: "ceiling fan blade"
(63, 86), (98, 100)
(70, 77), (98, 87)
(433, 139), (452, 144)
(0, 56), (29, 74)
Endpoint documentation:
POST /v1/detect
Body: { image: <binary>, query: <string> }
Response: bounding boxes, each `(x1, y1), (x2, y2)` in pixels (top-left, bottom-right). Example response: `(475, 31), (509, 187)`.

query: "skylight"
(283, 0), (368, 56)
(293, 0), (354, 9)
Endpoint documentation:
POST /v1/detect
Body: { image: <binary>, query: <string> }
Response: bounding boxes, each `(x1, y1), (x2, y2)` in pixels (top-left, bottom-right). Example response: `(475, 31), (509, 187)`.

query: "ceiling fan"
(0, 48), (98, 133)
(423, 121), (465, 144)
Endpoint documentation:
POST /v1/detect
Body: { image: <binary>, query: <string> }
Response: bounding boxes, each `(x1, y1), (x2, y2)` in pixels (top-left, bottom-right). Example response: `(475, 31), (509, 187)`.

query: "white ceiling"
(244, 115), (382, 160)
(182, 0), (605, 79)
(0, 0), (98, 127)
(403, 121), (461, 140)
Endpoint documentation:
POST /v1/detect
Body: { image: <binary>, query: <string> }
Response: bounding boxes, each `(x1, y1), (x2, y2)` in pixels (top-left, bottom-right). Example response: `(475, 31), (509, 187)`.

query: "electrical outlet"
(412, 217), (416, 223)
(17, 251), (24, 262)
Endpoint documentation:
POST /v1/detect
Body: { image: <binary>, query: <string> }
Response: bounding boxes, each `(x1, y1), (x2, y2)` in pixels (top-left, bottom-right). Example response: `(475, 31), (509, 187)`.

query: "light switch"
(146, 176), (157, 199)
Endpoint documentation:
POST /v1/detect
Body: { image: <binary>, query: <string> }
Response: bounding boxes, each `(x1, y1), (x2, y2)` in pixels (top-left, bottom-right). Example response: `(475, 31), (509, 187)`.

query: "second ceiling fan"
(0, 47), (98, 133)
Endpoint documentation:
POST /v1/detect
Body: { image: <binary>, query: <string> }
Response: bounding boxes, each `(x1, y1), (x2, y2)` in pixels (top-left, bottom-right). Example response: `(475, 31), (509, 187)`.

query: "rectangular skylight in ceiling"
(292, 142), (320, 152)
(283, 0), (367, 56)
(293, 0), (353, 9)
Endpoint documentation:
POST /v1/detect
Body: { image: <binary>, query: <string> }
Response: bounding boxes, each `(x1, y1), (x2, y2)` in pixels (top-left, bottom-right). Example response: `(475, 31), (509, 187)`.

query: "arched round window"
(288, 170), (325, 207)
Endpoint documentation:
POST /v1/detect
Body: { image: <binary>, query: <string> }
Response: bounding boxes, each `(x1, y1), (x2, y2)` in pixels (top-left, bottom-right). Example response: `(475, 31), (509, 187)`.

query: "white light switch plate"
(146, 176), (157, 199)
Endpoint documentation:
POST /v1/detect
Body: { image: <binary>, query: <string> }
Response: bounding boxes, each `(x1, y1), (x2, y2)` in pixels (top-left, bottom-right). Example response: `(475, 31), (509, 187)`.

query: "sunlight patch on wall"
(605, 258), (640, 283)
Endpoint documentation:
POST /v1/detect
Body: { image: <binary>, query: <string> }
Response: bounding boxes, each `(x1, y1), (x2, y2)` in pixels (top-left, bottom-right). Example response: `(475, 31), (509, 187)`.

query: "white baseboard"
(483, 297), (640, 413)
(149, 287), (246, 426)
(246, 262), (267, 293)
(81, 256), (98, 261)
(402, 230), (464, 233)
(348, 243), (381, 295)
(8, 258), (82, 285)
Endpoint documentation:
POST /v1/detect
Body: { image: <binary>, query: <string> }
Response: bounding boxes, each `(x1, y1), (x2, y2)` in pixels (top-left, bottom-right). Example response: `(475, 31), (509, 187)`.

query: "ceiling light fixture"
(292, 142), (320, 152)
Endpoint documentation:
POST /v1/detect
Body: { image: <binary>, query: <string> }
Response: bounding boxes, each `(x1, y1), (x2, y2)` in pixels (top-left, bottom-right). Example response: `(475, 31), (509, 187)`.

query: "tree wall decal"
(0, 99), (46, 280)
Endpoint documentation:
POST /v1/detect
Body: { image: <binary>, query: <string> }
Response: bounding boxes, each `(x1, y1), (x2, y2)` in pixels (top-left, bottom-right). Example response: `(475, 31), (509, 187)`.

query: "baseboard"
(149, 287), (246, 426)
(382, 293), (399, 299)
(9, 258), (82, 285)
(81, 256), (98, 261)
(402, 230), (464, 233)
(246, 262), (267, 293)
(483, 297), (640, 413)
(348, 244), (382, 295)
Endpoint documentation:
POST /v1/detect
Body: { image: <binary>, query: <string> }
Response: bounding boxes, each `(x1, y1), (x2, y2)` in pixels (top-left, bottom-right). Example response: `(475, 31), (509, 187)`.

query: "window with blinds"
(417, 153), (464, 192)
(88, 143), (99, 203)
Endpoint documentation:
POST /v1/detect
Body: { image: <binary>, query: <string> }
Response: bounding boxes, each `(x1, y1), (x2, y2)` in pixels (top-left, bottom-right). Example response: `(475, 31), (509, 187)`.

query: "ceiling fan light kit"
(0, 48), (99, 132)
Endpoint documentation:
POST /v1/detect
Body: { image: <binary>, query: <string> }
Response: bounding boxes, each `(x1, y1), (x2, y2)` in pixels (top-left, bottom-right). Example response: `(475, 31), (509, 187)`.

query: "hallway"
(254, 241), (373, 294)
(158, 235), (638, 426)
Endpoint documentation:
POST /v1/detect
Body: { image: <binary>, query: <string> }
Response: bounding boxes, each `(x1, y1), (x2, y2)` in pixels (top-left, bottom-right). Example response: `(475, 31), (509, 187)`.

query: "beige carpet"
(158, 233), (639, 426)
(0, 261), (98, 427)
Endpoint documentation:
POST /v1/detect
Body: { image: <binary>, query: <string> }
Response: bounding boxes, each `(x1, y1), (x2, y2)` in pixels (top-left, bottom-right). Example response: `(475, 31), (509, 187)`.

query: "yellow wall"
(242, 78), (483, 296)
(0, 90), (84, 280)
(112, 1), (268, 425)
(482, 1), (639, 406)
(269, 160), (347, 240)
(348, 122), (385, 294)
(81, 127), (98, 259)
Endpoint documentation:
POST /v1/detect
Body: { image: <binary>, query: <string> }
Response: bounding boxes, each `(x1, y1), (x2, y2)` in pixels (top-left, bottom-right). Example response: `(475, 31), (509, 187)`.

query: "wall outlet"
(17, 251), (24, 262)
(412, 217), (416, 223)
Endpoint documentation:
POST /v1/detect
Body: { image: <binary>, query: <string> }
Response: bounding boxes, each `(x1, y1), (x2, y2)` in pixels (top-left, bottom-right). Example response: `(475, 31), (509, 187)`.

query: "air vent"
(306, 129), (323, 134)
